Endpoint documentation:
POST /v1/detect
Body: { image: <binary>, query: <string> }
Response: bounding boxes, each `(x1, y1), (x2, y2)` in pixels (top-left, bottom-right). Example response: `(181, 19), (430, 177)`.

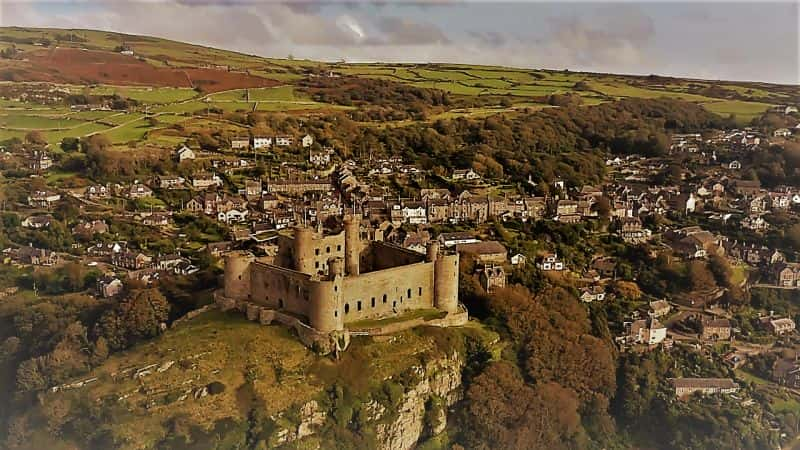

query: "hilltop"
(0, 27), (797, 148)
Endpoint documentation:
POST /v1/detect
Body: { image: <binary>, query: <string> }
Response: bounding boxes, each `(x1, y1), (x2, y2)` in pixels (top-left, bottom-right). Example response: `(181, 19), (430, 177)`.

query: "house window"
(357, 301), (362, 311)
(371, 297), (376, 308)
(345, 303), (350, 314)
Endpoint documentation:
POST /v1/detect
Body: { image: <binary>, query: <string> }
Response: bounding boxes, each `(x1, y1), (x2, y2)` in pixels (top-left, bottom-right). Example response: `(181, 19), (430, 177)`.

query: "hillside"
(0, 27), (797, 147)
(11, 309), (497, 449)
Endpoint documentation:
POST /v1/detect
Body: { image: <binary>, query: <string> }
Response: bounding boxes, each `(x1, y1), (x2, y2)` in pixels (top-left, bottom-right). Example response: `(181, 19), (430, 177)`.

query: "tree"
(60, 137), (80, 152)
(687, 260), (716, 291)
(24, 130), (46, 146)
(94, 288), (170, 351)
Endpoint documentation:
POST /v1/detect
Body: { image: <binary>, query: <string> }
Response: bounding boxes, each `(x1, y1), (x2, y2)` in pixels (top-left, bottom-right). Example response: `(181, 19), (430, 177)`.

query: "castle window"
(315, 261), (320, 269)
(279, 299), (284, 308)
(345, 303), (350, 314)
(407, 288), (412, 298)
(315, 249), (320, 256)
(335, 310), (338, 317)
(326, 246), (331, 253)
(382, 294), (387, 303)
(337, 245), (341, 251)
(357, 301), (362, 311)
(418, 287), (422, 296)
(334, 285), (338, 292)
(371, 297), (375, 308)
(238, 275), (242, 280)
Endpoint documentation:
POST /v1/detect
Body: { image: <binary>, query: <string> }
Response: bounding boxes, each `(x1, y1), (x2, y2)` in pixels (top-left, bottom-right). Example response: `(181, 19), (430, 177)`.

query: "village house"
(275, 136), (294, 147)
(773, 358), (800, 388)
(741, 215), (769, 232)
(142, 213), (169, 227)
(28, 190), (61, 208)
(774, 128), (792, 138)
(701, 317), (732, 341)
(618, 217), (651, 244)
(627, 317), (667, 345)
(510, 253), (527, 266)
(22, 215), (52, 229)
(175, 145), (196, 162)
(206, 241), (233, 257)
(456, 241), (508, 265)
(648, 300), (672, 318)
(156, 175), (185, 190)
(266, 179), (332, 195)
(670, 378), (739, 399)
(310, 147), (334, 167)
(85, 185), (109, 199)
(301, 134), (314, 148)
(231, 137), (250, 149)
(27, 150), (53, 171)
(191, 173), (223, 190)
(761, 316), (796, 335)
(125, 183), (153, 199)
(252, 136), (272, 149)
(452, 168), (481, 181)
(537, 252), (565, 271)
(580, 285), (606, 302)
(480, 265), (506, 293)
(14, 245), (59, 266)
(87, 241), (127, 257)
(438, 232), (479, 248)
(775, 262), (800, 288)
(72, 219), (108, 238)
(112, 251), (153, 270)
(97, 277), (124, 298)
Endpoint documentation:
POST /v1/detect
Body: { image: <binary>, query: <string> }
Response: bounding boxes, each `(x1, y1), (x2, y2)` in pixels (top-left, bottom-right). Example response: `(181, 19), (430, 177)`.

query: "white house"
(175, 145), (196, 162)
(728, 160), (741, 170)
(510, 253), (527, 266)
(401, 203), (427, 225)
(252, 137), (272, 149)
(275, 136), (294, 147)
(774, 128), (792, 138)
(218, 209), (249, 224)
(301, 134), (314, 148)
(537, 253), (565, 271)
(452, 169), (481, 181)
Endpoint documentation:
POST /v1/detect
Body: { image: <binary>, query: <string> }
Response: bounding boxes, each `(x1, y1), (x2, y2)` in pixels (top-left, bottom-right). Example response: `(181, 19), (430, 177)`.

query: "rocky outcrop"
(271, 350), (465, 450)
(374, 351), (464, 450)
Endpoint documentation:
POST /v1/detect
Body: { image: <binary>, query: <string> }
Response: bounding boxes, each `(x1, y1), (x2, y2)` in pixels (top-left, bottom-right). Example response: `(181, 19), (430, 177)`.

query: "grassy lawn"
(0, 114), (86, 130)
(347, 308), (446, 329)
(701, 100), (773, 123)
(736, 368), (770, 386)
(101, 118), (152, 143)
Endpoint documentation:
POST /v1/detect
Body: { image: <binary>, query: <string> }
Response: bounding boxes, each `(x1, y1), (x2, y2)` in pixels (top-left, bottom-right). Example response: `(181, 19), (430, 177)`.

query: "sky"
(1, 1), (799, 84)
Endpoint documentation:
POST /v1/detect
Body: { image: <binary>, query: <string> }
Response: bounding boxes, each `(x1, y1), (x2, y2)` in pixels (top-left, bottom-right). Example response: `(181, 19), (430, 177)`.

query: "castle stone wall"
(341, 262), (435, 323)
(250, 262), (314, 318)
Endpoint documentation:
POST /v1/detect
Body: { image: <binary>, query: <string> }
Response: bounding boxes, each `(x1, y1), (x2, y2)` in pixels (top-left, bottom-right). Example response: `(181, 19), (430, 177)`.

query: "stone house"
(670, 378), (739, 399)
(456, 241), (507, 265)
(537, 252), (565, 271)
(175, 145), (196, 162)
(761, 317), (796, 335)
(701, 318), (732, 341)
(480, 265), (506, 293)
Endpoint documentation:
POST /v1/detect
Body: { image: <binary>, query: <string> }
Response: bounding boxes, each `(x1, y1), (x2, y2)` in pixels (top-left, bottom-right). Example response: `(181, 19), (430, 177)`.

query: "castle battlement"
(218, 216), (465, 352)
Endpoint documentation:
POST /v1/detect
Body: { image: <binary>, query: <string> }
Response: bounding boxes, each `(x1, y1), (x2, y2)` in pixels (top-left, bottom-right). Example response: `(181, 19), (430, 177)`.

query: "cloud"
(372, 16), (449, 45)
(0, 1), (796, 84)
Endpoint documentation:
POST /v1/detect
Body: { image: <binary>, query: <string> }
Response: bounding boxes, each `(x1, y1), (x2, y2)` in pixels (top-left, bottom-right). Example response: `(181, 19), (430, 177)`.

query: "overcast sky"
(2, 1), (798, 84)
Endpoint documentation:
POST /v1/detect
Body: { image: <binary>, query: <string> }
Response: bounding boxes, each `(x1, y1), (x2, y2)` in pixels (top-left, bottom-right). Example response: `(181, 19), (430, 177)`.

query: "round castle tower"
(434, 250), (459, 314)
(293, 226), (315, 274)
(343, 215), (360, 276)
(224, 251), (255, 300)
(308, 256), (345, 333)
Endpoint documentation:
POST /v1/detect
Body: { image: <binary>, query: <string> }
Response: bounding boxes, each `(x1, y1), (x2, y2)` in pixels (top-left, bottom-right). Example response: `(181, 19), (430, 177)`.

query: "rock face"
(271, 350), (465, 450)
(375, 351), (464, 450)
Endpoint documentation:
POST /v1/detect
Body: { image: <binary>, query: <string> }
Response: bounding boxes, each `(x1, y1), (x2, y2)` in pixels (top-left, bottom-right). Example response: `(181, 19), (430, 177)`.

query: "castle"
(216, 216), (467, 353)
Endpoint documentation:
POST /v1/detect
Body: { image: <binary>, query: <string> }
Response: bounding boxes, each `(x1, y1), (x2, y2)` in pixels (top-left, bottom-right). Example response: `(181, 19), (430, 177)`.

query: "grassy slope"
(44, 310), (495, 448)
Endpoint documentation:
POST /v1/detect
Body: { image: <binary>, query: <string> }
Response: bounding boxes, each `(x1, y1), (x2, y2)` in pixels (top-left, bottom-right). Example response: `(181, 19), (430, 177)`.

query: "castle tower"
(434, 252), (459, 314)
(293, 226), (315, 274)
(426, 241), (440, 263)
(343, 215), (360, 276)
(308, 260), (344, 333)
(224, 252), (254, 300)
